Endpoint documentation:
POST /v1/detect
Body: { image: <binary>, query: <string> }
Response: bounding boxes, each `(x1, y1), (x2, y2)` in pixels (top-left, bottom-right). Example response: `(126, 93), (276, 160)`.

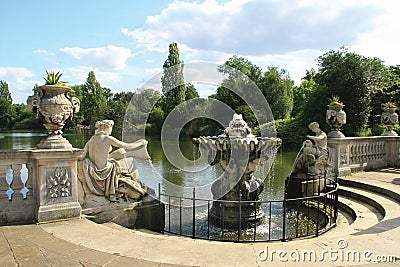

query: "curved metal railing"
(158, 177), (339, 242)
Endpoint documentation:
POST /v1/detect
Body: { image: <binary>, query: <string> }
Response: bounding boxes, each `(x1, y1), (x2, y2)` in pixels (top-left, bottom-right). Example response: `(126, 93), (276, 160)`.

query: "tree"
(105, 91), (135, 137)
(370, 65), (400, 128)
(302, 48), (390, 136)
(214, 56), (294, 125)
(185, 83), (199, 100)
(80, 71), (109, 127)
(161, 42), (186, 117)
(0, 80), (13, 128)
(292, 71), (317, 117)
(123, 89), (164, 136)
(10, 103), (42, 129)
(259, 66), (294, 120)
(214, 56), (263, 111)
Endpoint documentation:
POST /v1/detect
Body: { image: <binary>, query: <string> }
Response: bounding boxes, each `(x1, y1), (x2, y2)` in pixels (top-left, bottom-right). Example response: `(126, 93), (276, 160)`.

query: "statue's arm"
(107, 136), (147, 150)
(78, 142), (89, 161)
(307, 133), (327, 142)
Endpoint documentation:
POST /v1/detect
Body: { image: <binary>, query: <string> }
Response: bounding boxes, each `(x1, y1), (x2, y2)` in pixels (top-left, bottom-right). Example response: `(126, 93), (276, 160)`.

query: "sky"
(1, 0), (400, 103)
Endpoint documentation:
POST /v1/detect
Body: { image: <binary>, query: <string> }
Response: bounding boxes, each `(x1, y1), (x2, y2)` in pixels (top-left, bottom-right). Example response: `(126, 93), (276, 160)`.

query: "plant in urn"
(381, 102), (399, 136)
(27, 70), (80, 149)
(326, 96), (346, 138)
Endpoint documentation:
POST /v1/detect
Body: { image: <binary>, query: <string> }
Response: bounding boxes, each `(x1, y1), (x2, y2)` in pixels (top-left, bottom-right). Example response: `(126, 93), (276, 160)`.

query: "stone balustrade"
(0, 149), (81, 225)
(328, 136), (400, 176)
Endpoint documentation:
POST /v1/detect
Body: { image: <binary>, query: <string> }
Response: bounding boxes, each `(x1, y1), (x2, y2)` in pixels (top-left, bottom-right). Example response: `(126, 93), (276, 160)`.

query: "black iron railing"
(158, 177), (339, 242)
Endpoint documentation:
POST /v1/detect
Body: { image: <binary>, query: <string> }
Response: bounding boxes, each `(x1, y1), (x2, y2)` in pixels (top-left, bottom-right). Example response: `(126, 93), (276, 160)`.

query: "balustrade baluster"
(20, 163), (29, 199)
(11, 164), (23, 198)
(5, 165), (14, 200)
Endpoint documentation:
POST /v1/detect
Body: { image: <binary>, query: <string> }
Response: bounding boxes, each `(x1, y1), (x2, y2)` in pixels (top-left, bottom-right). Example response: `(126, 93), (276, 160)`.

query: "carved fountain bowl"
(195, 136), (281, 164)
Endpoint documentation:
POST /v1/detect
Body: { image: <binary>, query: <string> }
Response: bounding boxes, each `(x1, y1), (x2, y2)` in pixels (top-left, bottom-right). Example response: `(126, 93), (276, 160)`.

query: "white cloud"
(120, 0), (400, 84)
(65, 66), (120, 86)
(0, 67), (39, 103)
(33, 49), (55, 56)
(122, 0), (382, 55)
(144, 67), (163, 74)
(60, 45), (132, 70)
(352, 2), (400, 66)
(246, 49), (323, 84)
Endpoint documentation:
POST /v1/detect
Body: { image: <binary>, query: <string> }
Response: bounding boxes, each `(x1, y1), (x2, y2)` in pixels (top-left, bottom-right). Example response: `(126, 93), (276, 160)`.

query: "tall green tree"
(80, 71), (109, 127)
(0, 80), (13, 128)
(161, 42), (186, 117)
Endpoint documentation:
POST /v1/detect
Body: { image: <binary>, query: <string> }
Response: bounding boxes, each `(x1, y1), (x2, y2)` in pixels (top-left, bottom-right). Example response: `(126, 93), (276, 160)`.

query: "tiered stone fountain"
(193, 114), (281, 229)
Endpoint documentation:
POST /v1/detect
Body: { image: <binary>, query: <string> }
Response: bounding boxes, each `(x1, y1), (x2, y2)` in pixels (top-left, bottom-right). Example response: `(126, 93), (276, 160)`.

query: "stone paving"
(1, 169), (399, 267)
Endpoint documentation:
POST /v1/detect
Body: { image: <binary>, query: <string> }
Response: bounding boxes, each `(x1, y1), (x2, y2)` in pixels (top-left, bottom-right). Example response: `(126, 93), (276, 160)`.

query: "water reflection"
(0, 130), (91, 150)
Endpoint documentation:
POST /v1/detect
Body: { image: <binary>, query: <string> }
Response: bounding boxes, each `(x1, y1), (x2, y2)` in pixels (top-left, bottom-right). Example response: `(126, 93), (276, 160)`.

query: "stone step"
(338, 184), (400, 236)
(338, 176), (400, 202)
(339, 187), (386, 219)
(337, 194), (381, 232)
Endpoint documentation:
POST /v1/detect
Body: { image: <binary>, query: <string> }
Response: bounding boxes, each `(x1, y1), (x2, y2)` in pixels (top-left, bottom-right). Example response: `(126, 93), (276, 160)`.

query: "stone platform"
(1, 169), (399, 267)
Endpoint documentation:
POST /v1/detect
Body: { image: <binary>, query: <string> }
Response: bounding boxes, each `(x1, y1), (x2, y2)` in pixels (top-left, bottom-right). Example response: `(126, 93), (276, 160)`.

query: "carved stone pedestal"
(30, 149), (81, 222)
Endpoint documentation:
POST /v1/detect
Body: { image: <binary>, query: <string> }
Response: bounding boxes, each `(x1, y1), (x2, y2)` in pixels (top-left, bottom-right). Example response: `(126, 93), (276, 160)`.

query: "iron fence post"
(238, 190), (242, 242)
(282, 196), (287, 241)
(192, 187), (196, 238)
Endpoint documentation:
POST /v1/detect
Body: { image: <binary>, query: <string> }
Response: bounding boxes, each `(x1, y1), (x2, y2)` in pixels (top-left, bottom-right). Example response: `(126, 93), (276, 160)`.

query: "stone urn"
(326, 99), (346, 138)
(381, 103), (398, 136)
(27, 85), (80, 149)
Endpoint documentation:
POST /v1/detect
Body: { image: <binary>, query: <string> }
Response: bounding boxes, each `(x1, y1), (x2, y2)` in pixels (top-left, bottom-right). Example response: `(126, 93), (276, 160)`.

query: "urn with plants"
(381, 102), (398, 136)
(27, 70), (80, 149)
(326, 96), (346, 138)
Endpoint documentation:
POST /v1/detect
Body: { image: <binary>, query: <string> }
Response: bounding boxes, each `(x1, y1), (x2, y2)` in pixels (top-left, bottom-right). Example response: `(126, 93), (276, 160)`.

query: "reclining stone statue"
(78, 120), (149, 203)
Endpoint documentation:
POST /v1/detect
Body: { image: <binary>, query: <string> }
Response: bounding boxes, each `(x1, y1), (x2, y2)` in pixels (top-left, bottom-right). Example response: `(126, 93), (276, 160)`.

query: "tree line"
(1, 44), (399, 147)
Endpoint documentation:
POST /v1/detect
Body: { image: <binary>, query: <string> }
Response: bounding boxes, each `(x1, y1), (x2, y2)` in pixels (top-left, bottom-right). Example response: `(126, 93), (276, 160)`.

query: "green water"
(0, 129), (90, 150)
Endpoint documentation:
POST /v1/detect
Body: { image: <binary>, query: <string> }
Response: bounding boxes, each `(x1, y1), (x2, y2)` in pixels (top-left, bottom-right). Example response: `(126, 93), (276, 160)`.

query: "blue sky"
(1, 0), (399, 103)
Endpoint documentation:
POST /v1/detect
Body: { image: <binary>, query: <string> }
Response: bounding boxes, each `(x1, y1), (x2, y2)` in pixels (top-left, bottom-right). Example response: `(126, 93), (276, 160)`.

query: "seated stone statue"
(78, 120), (149, 202)
(292, 122), (329, 178)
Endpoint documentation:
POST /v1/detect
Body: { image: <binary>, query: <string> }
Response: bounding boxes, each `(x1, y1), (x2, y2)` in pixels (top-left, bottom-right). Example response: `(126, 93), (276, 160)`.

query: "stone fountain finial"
(223, 113), (254, 139)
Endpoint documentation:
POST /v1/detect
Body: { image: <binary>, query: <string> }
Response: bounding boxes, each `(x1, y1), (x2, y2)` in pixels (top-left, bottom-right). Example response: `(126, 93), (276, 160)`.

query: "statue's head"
(95, 120), (114, 135)
(308, 122), (319, 132)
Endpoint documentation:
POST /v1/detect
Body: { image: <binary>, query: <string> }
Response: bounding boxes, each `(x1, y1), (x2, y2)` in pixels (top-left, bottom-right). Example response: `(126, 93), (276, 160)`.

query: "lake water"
(0, 130), (298, 201)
